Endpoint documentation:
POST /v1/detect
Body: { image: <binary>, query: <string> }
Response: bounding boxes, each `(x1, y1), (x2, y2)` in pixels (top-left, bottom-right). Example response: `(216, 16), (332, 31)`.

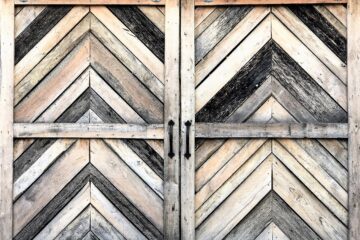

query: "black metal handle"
(168, 120), (175, 158)
(185, 121), (191, 159)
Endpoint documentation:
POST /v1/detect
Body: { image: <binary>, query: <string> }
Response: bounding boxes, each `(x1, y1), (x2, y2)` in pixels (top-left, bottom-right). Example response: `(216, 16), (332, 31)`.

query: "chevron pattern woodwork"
(14, 6), (165, 124)
(195, 138), (348, 240)
(13, 5), (166, 240)
(194, 4), (348, 240)
(13, 138), (165, 240)
(194, 5), (347, 124)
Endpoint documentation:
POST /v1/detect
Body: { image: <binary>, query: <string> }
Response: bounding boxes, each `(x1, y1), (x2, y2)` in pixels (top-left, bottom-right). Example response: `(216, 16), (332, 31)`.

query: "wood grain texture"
(195, 6), (347, 124)
(181, 0), (196, 239)
(0, 1), (14, 239)
(12, 6), (170, 240)
(195, 123), (348, 138)
(13, 123), (164, 139)
(164, 0), (181, 238)
(15, 0), (166, 4)
(348, 1), (360, 239)
(194, 139), (348, 239)
(195, 0), (347, 5)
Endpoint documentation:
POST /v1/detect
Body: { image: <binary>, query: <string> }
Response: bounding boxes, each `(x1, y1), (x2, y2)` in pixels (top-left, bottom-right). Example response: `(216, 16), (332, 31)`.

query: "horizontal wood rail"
(14, 123), (164, 139)
(14, 0), (346, 5)
(15, 0), (165, 5)
(195, 123), (348, 138)
(195, 0), (347, 5)
(13, 123), (348, 139)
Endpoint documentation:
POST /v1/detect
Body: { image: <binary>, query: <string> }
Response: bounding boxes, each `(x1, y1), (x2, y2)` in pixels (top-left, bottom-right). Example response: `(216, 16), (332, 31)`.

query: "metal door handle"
(185, 121), (191, 159)
(168, 120), (175, 158)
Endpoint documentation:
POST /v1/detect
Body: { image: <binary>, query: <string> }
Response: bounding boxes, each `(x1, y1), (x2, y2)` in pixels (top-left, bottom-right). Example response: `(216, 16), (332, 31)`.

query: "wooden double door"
(11, 2), (349, 240)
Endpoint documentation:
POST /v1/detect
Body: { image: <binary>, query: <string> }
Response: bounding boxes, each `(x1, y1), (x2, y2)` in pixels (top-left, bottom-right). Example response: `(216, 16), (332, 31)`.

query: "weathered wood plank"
(90, 183), (147, 240)
(195, 0), (347, 5)
(90, 207), (126, 240)
(164, 0), (180, 238)
(54, 207), (90, 240)
(15, 15), (90, 105)
(272, 16), (347, 110)
(13, 140), (89, 236)
(15, 0), (165, 4)
(14, 139), (76, 199)
(90, 140), (164, 231)
(0, 0), (14, 239)
(195, 6), (252, 63)
(14, 123), (164, 139)
(196, 159), (272, 240)
(196, 143), (271, 226)
(15, 35), (90, 122)
(90, 165), (163, 239)
(273, 6), (346, 83)
(104, 139), (164, 198)
(181, 0), (195, 239)
(108, 6), (165, 62)
(195, 6), (270, 84)
(90, 6), (164, 82)
(34, 183), (90, 240)
(14, 7), (89, 85)
(195, 17), (271, 112)
(348, 1), (360, 239)
(14, 6), (45, 37)
(13, 123), (349, 139)
(195, 123), (348, 138)
(273, 159), (347, 240)
(90, 34), (163, 123)
(14, 0), (347, 4)
(273, 140), (347, 224)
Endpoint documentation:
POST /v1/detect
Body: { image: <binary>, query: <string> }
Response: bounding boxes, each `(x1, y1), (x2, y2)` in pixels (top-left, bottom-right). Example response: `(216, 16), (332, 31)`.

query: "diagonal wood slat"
(192, 5), (349, 239)
(13, 5), (168, 240)
(15, 6), (165, 125)
(195, 5), (348, 125)
(195, 138), (348, 240)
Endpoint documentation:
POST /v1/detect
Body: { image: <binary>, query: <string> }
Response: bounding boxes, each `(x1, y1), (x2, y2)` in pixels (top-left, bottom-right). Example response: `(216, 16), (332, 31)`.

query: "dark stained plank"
(54, 207), (90, 240)
(108, 6), (165, 62)
(296, 139), (348, 190)
(82, 232), (100, 240)
(91, 164), (163, 240)
(195, 41), (272, 122)
(90, 36), (163, 124)
(272, 41), (348, 123)
(14, 139), (56, 182)
(225, 192), (321, 240)
(288, 5), (347, 63)
(55, 88), (90, 123)
(90, 89), (125, 123)
(15, 6), (72, 64)
(224, 192), (272, 240)
(91, 208), (126, 240)
(14, 163), (91, 240)
(195, 6), (252, 63)
(123, 139), (164, 179)
(271, 192), (322, 240)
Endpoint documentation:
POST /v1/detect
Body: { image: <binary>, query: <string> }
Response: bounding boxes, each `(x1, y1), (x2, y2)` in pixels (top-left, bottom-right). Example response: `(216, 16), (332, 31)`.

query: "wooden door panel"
(14, 6), (165, 124)
(13, 138), (165, 239)
(194, 5), (347, 124)
(194, 138), (348, 240)
(13, 5), (173, 240)
(189, 4), (349, 240)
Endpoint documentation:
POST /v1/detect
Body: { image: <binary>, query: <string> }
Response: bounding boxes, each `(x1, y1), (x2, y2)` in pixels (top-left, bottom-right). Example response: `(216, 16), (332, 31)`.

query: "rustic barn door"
(179, 1), (357, 240)
(8, 3), (180, 240)
(1, 0), (360, 240)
